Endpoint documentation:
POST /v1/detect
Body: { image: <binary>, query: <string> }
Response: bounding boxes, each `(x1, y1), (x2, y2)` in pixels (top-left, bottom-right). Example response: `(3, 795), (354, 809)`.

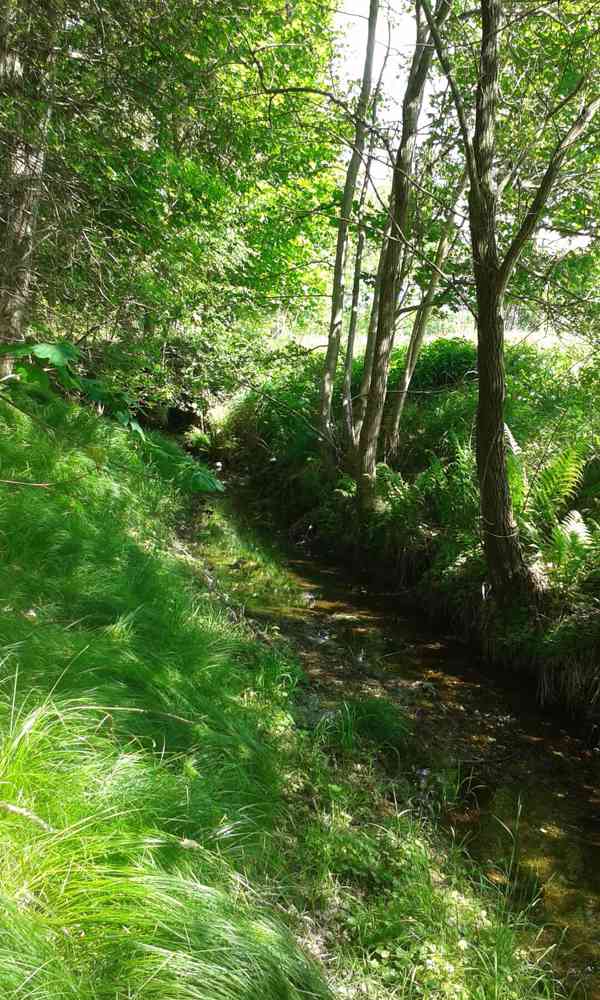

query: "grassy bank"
(0, 391), (566, 998)
(222, 337), (600, 711)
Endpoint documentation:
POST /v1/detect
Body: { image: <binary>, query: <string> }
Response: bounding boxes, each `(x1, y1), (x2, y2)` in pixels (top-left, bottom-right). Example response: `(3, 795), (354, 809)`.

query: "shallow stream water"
(204, 497), (600, 998)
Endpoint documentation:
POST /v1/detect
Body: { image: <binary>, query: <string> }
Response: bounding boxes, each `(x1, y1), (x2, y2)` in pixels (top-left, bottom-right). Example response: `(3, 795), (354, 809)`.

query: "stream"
(202, 496), (600, 998)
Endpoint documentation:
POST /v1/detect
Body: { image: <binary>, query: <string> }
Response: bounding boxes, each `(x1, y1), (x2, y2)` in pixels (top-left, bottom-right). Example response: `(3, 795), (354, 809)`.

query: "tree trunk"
(351, 219), (388, 450)
(0, 2), (54, 375)
(0, 142), (46, 358)
(318, 0), (379, 440)
(357, 2), (447, 512)
(469, 0), (531, 599)
(386, 169), (466, 456)
(342, 22), (391, 455)
(474, 266), (530, 594)
(342, 212), (366, 445)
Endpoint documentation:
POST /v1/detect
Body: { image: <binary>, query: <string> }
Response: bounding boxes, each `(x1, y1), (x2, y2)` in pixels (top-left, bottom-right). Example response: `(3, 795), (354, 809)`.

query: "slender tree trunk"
(318, 0), (379, 440)
(342, 22), (391, 454)
(386, 169), (466, 455)
(0, 2), (54, 375)
(352, 219), (388, 448)
(474, 269), (529, 592)
(342, 211), (366, 444)
(468, 0), (532, 597)
(386, 299), (427, 454)
(0, 142), (46, 356)
(357, 1), (448, 513)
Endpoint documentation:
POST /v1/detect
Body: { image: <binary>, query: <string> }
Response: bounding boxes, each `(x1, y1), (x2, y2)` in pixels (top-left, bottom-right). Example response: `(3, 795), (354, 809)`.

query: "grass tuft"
(0, 389), (566, 999)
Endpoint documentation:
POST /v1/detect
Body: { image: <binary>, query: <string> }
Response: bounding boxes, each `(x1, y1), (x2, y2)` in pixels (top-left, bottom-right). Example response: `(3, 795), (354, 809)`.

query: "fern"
(541, 510), (594, 592)
(559, 509), (592, 546)
(526, 445), (587, 530)
(507, 452), (527, 515)
(141, 435), (224, 494)
(186, 461), (225, 494)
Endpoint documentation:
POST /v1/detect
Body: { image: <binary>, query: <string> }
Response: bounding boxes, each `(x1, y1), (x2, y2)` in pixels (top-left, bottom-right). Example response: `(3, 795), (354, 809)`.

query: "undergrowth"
(0, 390), (564, 998)
(223, 337), (600, 708)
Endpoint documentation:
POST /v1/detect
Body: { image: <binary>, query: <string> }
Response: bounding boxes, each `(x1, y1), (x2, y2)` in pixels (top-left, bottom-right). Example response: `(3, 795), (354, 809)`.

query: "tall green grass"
(0, 389), (566, 999)
(0, 392), (330, 1000)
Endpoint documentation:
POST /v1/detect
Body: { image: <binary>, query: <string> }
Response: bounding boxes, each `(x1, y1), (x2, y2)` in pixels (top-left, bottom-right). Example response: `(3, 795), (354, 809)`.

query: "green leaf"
(128, 419), (146, 440)
(31, 342), (79, 366)
(0, 342), (79, 366)
(0, 344), (36, 359)
(14, 363), (52, 393)
(188, 464), (224, 494)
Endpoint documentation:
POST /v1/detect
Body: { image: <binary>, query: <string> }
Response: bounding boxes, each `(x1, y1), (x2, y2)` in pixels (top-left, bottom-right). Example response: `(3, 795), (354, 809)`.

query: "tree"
(357, 0), (450, 513)
(0, 1), (339, 378)
(422, 0), (600, 601)
(386, 168), (467, 455)
(318, 0), (379, 441)
(0, 1), (59, 373)
(342, 24), (392, 454)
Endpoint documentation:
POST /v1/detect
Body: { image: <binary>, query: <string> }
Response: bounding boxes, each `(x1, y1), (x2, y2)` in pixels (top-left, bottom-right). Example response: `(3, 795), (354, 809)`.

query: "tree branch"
(497, 74), (590, 196)
(420, 0), (479, 194)
(498, 94), (600, 292)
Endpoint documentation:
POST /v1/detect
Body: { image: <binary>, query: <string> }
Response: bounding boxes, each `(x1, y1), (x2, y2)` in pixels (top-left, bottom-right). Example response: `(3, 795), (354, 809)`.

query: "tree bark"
(386, 169), (466, 456)
(351, 218), (388, 450)
(357, 1), (448, 513)
(342, 21), (391, 455)
(342, 207), (366, 444)
(318, 0), (379, 441)
(474, 271), (529, 593)
(0, 2), (55, 375)
(467, 0), (533, 597)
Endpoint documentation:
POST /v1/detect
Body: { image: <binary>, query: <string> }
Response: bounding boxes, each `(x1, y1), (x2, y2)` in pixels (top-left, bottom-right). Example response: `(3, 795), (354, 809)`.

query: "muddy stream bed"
(202, 497), (600, 998)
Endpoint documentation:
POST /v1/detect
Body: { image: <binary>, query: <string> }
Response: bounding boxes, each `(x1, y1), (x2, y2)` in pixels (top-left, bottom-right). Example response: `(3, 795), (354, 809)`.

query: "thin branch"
(497, 74), (591, 196)
(420, 0), (479, 193)
(0, 471), (93, 489)
(499, 94), (600, 291)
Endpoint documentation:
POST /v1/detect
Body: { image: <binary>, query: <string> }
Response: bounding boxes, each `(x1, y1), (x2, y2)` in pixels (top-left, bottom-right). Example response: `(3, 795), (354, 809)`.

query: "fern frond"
(560, 509), (591, 546)
(526, 445), (587, 528)
(543, 509), (593, 589)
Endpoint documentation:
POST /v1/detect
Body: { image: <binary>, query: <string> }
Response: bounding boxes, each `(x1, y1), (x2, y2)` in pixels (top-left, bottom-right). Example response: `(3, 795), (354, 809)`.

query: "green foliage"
(317, 697), (412, 754)
(0, 340), (79, 365)
(0, 394), (328, 1000)
(185, 426), (212, 453)
(225, 336), (600, 703)
(347, 696), (413, 749)
(394, 337), (478, 391)
(526, 446), (587, 532)
(0, 394), (565, 1000)
(3, 1), (338, 359)
(140, 433), (224, 493)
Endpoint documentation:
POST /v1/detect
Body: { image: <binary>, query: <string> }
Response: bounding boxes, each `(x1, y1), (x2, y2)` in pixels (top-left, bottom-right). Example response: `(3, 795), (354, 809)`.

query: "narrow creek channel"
(200, 495), (600, 998)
